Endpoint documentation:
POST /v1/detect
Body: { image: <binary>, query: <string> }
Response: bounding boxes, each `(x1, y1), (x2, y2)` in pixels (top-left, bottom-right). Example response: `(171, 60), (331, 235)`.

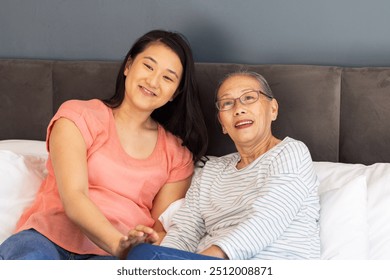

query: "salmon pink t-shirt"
(16, 99), (194, 255)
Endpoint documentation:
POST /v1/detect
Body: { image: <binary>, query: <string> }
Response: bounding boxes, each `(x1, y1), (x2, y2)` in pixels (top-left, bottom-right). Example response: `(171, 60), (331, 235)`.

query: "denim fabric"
(126, 243), (222, 260)
(0, 229), (116, 260)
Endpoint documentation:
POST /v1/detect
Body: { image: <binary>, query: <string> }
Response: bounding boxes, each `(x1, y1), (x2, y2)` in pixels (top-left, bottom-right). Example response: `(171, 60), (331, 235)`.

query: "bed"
(1, 59), (390, 259)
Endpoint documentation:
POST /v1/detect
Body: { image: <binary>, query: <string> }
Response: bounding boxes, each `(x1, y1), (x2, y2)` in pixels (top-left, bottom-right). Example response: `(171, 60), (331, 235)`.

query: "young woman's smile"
(123, 43), (183, 112)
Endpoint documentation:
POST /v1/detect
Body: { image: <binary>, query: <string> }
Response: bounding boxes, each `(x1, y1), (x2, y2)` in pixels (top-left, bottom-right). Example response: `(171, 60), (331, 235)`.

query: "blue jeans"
(126, 243), (223, 260)
(0, 229), (116, 260)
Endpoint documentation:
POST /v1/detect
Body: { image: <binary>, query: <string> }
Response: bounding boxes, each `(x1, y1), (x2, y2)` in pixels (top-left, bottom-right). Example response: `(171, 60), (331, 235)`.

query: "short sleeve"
(46, 99), (109, 154)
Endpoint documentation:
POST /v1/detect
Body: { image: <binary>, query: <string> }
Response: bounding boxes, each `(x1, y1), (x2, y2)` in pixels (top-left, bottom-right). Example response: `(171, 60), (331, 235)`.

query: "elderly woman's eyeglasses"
(215, 90), (273, 111)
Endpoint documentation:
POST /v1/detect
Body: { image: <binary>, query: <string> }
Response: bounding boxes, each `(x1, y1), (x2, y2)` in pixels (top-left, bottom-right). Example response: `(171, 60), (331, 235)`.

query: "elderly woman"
(126, 71), (320, 260)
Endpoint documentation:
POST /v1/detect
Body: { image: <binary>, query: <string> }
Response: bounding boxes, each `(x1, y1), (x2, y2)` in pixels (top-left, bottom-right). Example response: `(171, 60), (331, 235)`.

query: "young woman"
(0, 30), (208, 260)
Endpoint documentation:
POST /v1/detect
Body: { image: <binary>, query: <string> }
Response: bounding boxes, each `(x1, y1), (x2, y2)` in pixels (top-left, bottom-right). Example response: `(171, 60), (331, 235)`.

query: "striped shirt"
(161, 137), (320, 260)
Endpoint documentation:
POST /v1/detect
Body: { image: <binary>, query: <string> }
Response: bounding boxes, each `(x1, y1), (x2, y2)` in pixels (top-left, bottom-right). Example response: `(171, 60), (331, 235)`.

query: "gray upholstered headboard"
(1, 59), (390, 165)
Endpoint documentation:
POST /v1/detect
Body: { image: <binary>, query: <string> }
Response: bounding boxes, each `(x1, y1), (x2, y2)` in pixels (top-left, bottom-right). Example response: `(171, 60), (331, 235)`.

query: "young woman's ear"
(124, 59), (133, 76)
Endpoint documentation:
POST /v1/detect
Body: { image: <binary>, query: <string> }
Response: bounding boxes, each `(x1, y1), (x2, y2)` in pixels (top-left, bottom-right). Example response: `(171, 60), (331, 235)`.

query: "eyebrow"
(218, 88), (256, 99)
(144, 56), (179, 79)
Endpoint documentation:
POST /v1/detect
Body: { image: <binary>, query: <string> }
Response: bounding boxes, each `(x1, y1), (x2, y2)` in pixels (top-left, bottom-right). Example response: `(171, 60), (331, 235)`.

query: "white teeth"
(235, 120), (253, 127)
(141, 86), (156, 96)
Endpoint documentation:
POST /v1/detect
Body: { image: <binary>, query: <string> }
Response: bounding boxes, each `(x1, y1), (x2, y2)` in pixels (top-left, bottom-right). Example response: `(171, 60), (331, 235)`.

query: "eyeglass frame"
(215, 90), (273, 111)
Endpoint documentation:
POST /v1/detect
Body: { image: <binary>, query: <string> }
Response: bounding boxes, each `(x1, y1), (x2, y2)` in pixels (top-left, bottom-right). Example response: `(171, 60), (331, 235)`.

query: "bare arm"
(150, 176), (192, 243)
(49, 118), (133, 258)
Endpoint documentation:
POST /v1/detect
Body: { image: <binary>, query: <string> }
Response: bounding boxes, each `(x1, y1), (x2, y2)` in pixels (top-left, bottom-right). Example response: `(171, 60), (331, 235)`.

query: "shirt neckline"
(233, 137), (290, 171)
(107, 105), (162, 162)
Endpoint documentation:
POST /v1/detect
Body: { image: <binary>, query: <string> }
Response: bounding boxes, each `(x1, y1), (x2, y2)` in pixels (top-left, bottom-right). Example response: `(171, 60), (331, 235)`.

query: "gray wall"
(1, 0), (390, 66)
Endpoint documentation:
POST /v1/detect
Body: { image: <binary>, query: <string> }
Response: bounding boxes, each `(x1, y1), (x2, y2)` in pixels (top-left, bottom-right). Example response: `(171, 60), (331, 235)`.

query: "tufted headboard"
(1, 59), (390, 164)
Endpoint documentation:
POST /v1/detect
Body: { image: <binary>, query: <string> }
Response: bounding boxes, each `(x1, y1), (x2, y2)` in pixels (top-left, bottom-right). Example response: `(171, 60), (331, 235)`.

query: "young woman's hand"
(115, 225), (160, 259)
(129, 225), (160, 244)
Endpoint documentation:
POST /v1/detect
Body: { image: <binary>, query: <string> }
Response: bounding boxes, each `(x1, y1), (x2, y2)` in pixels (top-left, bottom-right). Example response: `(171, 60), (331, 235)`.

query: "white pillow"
(314, 161), (390, 259)
(314, 161), (366, 195)
(0, 139), (47, 156)
(364, 163), (390, 259)
(0, 140), (47, 244)
(319, 174), (369, 259)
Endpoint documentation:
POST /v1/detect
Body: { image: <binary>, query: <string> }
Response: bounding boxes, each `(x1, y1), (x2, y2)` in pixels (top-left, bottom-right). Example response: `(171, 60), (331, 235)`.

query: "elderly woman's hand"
(199, 245), (228, 259)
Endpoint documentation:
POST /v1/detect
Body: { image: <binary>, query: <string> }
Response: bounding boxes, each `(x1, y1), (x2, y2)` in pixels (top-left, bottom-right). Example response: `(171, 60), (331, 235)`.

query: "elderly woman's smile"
(234, 119), (254, 128)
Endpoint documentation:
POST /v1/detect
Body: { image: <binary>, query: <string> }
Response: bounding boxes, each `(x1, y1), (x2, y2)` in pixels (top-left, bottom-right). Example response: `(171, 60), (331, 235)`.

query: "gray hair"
(215, 70), (274, 99)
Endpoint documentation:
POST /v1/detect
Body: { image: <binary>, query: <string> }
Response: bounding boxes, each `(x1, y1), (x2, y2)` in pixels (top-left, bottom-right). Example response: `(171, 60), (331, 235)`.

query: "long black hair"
(103, 29), (208, 163)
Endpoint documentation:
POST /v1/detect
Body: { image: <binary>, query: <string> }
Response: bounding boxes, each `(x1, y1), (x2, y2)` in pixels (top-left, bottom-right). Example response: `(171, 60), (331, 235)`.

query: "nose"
(233, 101), (247, 116)
(146, 72), (159, 88)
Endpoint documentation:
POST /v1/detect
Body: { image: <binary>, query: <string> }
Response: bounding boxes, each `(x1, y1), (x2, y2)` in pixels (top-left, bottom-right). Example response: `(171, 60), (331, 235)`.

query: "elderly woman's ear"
(270, 98), (279, 121)
(217, 115), (227, 134)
